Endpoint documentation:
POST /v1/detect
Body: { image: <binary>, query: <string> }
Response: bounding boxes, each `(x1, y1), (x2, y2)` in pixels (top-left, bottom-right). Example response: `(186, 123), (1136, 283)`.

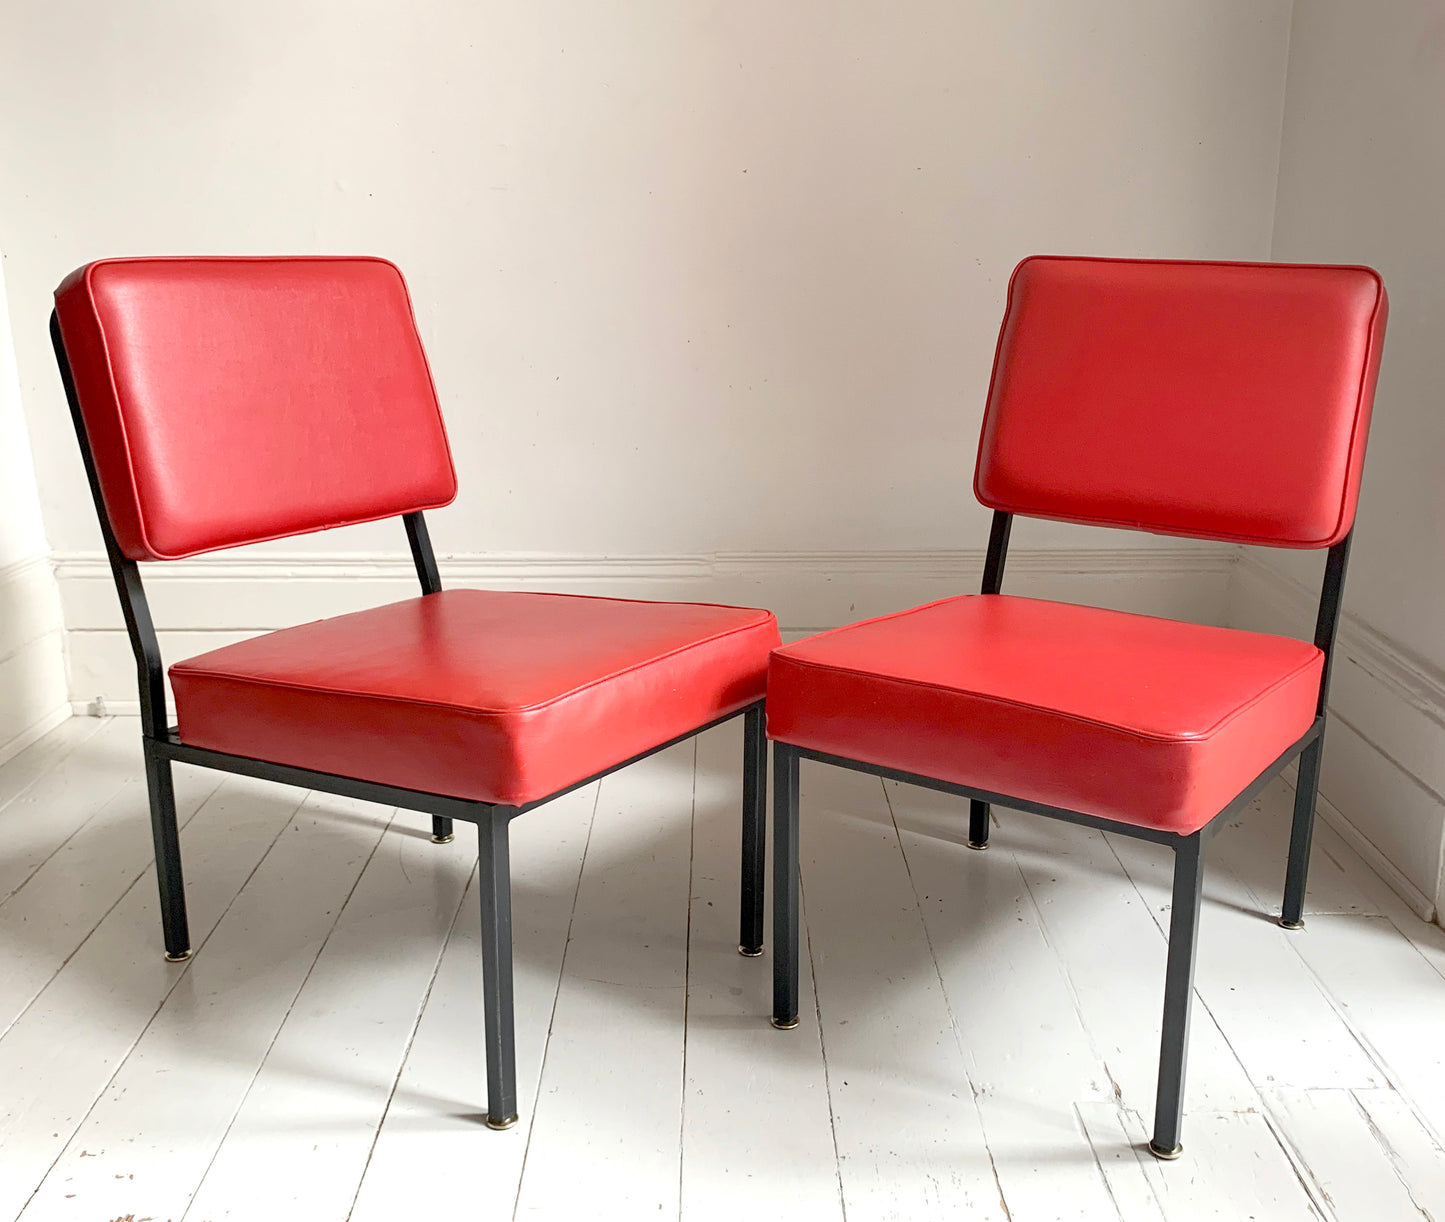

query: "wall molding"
(0, 549), (56, 587)
(51, 543), (1235, 586)
(1317, 783), (1437, 922)
(54, 541), (1235, 712)
(0, 703), (71, 769)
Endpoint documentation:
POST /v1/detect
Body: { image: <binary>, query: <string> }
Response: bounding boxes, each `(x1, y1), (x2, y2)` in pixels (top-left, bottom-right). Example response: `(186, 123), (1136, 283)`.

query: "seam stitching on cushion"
(76, 264), (156, 559)
(170, 610), (776, 716)
(1326, 272), (1387, 546)
(772, 644), (1323, 744)
(772, 593), (1305, 659)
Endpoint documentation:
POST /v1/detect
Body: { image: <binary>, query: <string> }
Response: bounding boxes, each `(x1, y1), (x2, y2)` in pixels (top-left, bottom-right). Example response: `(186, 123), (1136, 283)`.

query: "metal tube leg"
(739, 705), (767, 957)
(431, 815), (455, 844)
(143, 744), (191, 962)
(968, 799), (990, 850)
(1280, 736), (1323, 930)
(478, 808), (519, 1129)
(772, 743), (800, 1030)
(1150, 832), (1205, 1160)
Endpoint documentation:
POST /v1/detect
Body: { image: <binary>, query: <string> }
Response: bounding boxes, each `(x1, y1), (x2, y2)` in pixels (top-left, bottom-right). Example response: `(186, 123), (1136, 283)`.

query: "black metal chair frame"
(52, 313), (769, 1131)
(770, 508), (1349, 1160)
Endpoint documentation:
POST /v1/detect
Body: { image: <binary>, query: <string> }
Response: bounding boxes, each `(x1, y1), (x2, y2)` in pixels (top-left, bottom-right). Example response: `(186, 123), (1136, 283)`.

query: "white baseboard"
(0, 702), (71, 769)
(1232, 552), (1445, 920)
(1317, 786), (1437, 922)
(0, 551), (70, 760)
(56, 542), (1233, 712)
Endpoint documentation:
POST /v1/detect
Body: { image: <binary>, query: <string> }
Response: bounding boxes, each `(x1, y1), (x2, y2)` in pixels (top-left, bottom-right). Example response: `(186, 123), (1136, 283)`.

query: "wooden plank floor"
(1, 715), (1443, 1221)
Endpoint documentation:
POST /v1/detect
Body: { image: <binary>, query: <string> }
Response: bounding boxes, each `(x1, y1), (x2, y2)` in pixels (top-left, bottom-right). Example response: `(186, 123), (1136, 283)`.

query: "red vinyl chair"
(50, 256), (781, 1131)
(766, 256), (1387, 1159)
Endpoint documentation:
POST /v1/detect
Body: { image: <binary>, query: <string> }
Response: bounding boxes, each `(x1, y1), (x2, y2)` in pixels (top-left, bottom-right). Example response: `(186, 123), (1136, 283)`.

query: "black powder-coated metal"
(478, 807), (520, 1127)
(1281, 738), (1324, 930)
(968, 510), (1013, 850)
(1311, 534), (1353, 718)
(403, 510), (443, 596)
(52, 309), (770, 1132)
(143, 743), (190, 958)
(981, 509), (1012, 595)
(739, 705), (768, 955)
(52, 316), (170, 740)
(1149, 831), (1204, 1158)
(1280, 533), (1353, 929)
(772, 742), (801, 1029)
(401, 510), (452, 842)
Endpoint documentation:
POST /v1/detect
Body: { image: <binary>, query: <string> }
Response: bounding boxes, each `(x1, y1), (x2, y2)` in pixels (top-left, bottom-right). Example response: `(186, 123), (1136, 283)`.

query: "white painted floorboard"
(1, 717), (1444, 1220)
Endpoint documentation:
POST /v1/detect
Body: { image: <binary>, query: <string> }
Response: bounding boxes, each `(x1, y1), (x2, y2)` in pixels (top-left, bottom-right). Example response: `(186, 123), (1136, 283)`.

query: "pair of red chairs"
(52, 255), (1386, 1158)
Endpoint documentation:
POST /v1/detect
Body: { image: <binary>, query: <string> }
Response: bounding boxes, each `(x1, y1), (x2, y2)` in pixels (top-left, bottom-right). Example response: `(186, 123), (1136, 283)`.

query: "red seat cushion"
(171, 590), (779, 806)
(766, 595), (1323, 834)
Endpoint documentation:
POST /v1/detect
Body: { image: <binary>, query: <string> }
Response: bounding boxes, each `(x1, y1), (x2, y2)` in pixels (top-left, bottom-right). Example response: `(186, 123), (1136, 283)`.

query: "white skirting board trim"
(1316, 787), (1437, 922)
(0, 702), (72, 769)
(51, 543), (1235, 594)
(54, 542), (1236, 713)
(1233, 551), (1445, 921)
(0, 549), (56, 586)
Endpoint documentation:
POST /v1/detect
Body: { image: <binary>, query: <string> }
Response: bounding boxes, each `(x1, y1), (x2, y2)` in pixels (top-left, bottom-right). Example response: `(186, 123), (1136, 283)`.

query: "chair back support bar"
(975, 257), (1388, 548)
(50, 303), (446, 745)
(52, 256), (457, 561)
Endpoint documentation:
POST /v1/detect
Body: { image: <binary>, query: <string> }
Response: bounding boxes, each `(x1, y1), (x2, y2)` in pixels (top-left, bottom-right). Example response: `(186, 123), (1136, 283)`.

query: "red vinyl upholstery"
(767, 595), (1322, 834)
(171, 590), (779, 806)
(976, 257), (1387, 547)
(54, 257), (457, 560)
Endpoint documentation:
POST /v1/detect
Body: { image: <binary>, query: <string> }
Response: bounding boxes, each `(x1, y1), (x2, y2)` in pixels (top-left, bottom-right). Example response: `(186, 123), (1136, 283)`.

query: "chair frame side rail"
(770, 508), (1350, 1160)
(51, 312), (769, 1131)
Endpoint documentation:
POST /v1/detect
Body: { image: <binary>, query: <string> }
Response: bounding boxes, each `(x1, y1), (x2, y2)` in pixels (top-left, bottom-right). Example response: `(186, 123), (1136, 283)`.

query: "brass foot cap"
(966, 840), (989, 851)
(770, 1016), (800, 1031)
(431, 834), (455, 844)
(738, 944), (764, 958)
(485, 1113), (519, 1131)
(1278, 918), (1305, 931)
(164, 949), (193, 963)
(1148, 1141), (1182, 1161)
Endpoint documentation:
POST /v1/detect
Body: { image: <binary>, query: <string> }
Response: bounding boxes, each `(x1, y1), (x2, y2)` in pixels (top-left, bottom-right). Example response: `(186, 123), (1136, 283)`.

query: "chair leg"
(739, 705), (767, 957)
(143, 744), (192, 962)
(1150, 831), (1205, 1160)
(478, 807), (519, 1129)
(772, 742), (800, 1030)
(968, 799), (990, 850)
(431, 815), (455, 844)
(1280, 736), (1324, 930)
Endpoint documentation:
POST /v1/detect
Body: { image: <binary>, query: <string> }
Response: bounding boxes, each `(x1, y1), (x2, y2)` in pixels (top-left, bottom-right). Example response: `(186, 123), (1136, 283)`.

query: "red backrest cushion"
(54, 257), (458, 560)
(974, 256), (1388, 548)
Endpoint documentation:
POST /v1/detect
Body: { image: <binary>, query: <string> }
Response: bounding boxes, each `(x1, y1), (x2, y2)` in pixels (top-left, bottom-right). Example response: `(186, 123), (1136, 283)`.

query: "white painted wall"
(1, 3), (1289, 547)
(0, 7), (1292, 692)
(0, 255), (69, 760)
(1229, 0), (1445, 918)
